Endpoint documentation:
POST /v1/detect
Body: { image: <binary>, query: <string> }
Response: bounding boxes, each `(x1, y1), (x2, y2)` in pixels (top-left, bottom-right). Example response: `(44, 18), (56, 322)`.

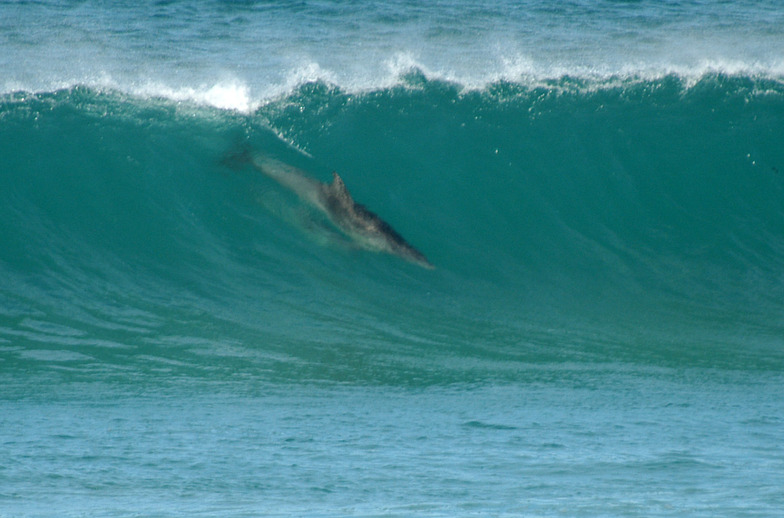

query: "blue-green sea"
(2, 1), (784, 516)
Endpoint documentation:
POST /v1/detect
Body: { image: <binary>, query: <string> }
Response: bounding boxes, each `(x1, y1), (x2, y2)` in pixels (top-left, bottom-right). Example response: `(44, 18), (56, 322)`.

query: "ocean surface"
(2, 1), (784, 516)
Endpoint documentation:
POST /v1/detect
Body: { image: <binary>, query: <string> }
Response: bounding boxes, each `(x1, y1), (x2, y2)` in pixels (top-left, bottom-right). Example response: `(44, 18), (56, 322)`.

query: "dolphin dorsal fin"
(330, 172), (353, 201)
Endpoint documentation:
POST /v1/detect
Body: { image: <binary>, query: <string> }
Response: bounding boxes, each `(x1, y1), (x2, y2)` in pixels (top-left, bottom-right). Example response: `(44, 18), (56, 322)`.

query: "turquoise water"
(2, 1), (784, 516)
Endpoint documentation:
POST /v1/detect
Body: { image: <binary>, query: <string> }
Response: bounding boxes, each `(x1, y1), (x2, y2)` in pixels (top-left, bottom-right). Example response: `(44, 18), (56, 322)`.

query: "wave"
(2, 74), (784, 383)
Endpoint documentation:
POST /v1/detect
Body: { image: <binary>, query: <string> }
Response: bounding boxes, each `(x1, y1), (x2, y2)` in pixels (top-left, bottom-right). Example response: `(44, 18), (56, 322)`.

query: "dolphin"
(250, 155), (434, 269)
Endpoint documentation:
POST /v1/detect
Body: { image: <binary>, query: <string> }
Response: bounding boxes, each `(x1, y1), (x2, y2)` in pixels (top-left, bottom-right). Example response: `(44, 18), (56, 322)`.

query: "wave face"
(2, 75), (784, 385)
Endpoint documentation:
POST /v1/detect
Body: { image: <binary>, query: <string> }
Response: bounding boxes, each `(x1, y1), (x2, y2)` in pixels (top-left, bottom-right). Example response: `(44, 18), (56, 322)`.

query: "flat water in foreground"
(2, 370), (783, 517)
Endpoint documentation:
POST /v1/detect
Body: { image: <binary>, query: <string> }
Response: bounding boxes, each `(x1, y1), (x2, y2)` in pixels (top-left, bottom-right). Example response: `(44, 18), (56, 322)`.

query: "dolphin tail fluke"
(220, 142), (254, 170)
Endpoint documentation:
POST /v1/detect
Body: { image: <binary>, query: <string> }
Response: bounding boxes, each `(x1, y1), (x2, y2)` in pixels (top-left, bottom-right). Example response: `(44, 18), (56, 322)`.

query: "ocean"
(2, 1), (784, 516)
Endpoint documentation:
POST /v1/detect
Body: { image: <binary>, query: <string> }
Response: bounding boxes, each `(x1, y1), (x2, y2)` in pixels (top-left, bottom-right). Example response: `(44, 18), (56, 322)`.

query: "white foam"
(130, 80), (259, 113)
(4, 52), (783, 112)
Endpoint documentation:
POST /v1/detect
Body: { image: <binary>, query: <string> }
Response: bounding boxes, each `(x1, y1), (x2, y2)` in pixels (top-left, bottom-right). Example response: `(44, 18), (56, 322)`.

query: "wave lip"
(4, 59), (784, 116)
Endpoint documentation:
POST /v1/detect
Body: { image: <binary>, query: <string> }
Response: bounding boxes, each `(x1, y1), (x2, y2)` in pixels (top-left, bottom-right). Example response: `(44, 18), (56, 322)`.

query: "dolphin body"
(250, 155), (433, 269)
